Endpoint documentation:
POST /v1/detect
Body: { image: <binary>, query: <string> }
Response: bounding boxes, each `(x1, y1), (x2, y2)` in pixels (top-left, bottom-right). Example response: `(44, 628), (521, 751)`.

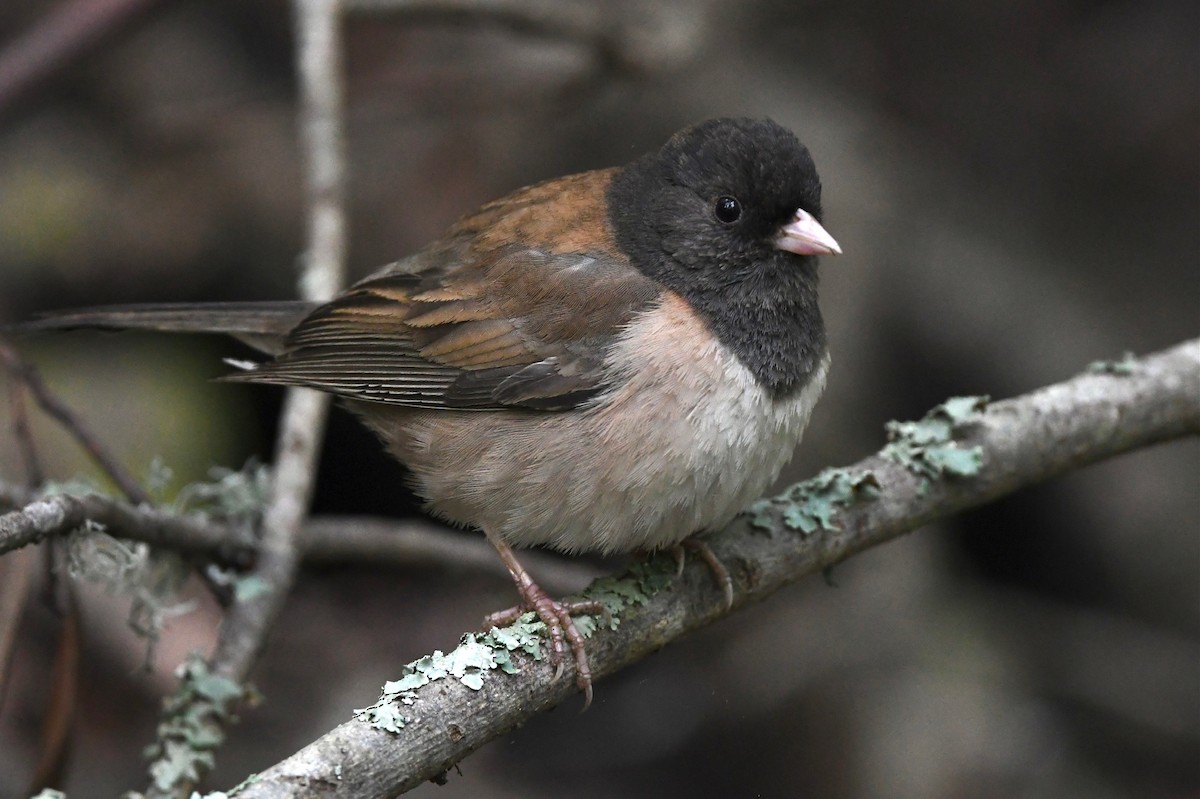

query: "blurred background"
(0, 0), (1197, 796)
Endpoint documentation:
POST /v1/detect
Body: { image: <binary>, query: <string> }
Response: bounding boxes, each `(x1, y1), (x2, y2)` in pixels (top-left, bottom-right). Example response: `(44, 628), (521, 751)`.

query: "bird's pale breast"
(355, 293), (829, 553)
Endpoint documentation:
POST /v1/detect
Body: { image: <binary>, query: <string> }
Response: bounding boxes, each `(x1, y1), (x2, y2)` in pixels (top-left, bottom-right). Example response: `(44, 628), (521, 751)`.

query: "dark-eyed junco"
(12, 117), (841, 704)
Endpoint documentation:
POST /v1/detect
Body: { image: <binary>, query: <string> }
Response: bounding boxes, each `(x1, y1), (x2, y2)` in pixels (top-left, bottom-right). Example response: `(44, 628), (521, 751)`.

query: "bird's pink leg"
(671, 538), (735, 610)
(481, 530), (607, 709)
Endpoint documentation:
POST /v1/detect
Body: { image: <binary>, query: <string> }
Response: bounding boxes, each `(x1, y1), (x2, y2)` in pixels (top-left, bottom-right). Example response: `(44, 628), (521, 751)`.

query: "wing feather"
(230, 171), (661, 410)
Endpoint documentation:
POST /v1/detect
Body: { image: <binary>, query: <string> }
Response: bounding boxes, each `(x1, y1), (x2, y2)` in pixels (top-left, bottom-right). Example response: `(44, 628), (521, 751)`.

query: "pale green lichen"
(1086, 351), (1137, 376)
(145, 456), (174, 500)
(144, 656), (254, 793)
(355, 562), (677, 734)
(882, 395), (987, 491)
(575, 559), (675, 635)
(746, 467), (879, 534)
(481, 614), (546, 671)
(36, 476), (104, 499)
(32, 464), (272, 792)
(356, 700), (410, 734)
(171, 461), (271, 524)
(171, 462), (273, 603)
(355, 619), (547, 732)
(40, 461), (272, 670)
(65, 520), (192, 669)
(231, 575), (271, 602)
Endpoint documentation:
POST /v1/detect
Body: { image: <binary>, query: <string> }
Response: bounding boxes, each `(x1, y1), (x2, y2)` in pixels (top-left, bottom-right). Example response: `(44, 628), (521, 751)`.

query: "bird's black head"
(607, 117), (839, 395)
(608, 117), (838, 296)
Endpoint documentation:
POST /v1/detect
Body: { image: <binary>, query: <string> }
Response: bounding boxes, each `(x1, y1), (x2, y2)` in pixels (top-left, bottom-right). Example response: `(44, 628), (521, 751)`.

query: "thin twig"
(0, 340), (142, 754)
(202, 0), (348, 680)
(0, 497), (599, 593)
(225, 339), (1199, 798)
(302, 516), (601, 592)
(5, 365), (44, 486)
(140, 1), (349, 795)
(0, 342), (150, 505)
(0, 0), (163, 117)
(28, 586), (80, 793)
(0, 357), (85, 794)
(0, 492), (237, 554)
(0, 546), (35, 714)
(0, 343), (43, 719)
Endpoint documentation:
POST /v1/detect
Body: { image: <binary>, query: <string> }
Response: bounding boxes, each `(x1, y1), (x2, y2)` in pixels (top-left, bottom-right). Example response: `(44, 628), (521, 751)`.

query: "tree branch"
(300, 516), (600, 591)
(201, 0), (349, 681)
(0, 491), (233, 555)
(139, 1), (349, 795)
(0, 0), (163, 118)
(220, 338), (1198, 798)
(0, 496), (599, 595)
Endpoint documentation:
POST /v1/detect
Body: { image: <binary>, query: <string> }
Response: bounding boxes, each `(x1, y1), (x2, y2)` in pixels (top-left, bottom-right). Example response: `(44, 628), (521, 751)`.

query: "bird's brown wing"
(231, 170), (661, 411)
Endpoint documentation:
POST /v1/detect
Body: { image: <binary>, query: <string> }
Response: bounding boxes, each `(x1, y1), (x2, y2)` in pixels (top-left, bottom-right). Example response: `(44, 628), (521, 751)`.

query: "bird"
(9, 117), (841, 706)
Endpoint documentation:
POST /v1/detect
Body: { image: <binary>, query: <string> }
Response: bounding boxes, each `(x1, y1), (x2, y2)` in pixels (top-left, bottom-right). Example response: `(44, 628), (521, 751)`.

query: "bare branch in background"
(0, 343), (84, 796)
(202, 0), (348, 680)
(139, 1), (349, 795)
(0, 491), (235, 555)
(300, 516), (601, 592)
(0, 546), (35, 713)
(0, 342), (149, 505)
(0, 492), (602, 599)
(226, 339), (1199, 798)
(0, 351), (42, 722)
(0, 0), (163, 117)
(28, 587), (80, 793)
(4, 357), (44, 487)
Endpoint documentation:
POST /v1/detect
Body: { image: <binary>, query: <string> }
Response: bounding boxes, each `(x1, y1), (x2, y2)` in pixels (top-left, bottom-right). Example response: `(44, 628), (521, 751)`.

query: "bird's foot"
(482, 530), (607, 709)
(670, 538), (735, 610)
(483, 587), (607, 710)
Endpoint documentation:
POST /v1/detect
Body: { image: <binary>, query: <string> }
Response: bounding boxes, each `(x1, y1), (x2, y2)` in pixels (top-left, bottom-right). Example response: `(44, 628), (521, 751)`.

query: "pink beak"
(773, 208), (842, 256)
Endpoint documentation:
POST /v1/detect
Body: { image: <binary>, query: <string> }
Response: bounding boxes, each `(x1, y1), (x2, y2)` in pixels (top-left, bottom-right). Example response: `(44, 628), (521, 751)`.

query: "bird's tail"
(1, 301), (316, 355)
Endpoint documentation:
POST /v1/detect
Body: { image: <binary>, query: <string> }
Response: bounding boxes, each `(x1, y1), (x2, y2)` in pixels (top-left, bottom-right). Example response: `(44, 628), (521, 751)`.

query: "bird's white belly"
(367, 294), (829, 554)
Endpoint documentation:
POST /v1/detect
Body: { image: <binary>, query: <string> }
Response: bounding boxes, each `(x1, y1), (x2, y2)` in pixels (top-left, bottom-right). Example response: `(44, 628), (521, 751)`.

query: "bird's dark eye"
(714, 195), (742, 224)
